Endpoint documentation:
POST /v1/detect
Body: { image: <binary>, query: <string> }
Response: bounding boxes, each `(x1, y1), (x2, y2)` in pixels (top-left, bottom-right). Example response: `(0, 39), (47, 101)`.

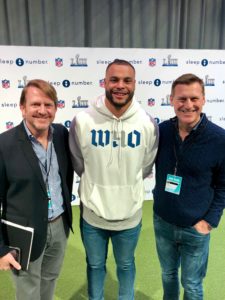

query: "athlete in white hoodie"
(69, 59), (158, 300)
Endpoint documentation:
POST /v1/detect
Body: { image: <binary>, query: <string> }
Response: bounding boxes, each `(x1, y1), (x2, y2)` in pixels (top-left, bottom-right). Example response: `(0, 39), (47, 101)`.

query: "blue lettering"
(91, 130), (110, 147)
(127, 130), (141, 148)
(91, 129), (141, 148)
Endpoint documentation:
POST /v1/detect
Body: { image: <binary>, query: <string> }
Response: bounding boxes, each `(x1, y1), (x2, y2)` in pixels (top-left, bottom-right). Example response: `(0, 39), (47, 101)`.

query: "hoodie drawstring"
(107, 117), (123, 167)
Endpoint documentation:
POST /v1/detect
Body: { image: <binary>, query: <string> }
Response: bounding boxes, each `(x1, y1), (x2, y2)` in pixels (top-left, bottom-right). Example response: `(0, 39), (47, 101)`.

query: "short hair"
(171, 73), (205, 96)
(106, 59), (135, 73)
(20, 79), (58, 107)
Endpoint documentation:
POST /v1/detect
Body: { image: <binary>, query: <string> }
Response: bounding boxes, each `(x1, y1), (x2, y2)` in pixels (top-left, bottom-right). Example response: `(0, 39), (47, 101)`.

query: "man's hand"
(193, 220), (212, 235)
(0, 252), (21, 271)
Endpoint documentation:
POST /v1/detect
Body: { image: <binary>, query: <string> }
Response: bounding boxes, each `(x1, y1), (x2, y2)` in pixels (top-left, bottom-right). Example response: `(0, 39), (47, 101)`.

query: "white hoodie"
(69, 97), (158, 221)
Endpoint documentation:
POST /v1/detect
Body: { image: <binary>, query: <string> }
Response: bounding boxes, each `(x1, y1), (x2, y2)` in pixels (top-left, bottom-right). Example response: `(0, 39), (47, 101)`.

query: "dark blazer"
(0, 122), (73, 261)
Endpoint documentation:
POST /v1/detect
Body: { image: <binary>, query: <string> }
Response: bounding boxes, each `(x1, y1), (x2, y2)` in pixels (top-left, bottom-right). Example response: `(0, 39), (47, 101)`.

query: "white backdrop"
(0, 46), (225, 203)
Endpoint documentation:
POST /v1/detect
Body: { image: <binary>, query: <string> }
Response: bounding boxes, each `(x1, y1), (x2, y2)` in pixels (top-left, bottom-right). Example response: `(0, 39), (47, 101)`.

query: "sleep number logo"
(16, 58), (24, 66)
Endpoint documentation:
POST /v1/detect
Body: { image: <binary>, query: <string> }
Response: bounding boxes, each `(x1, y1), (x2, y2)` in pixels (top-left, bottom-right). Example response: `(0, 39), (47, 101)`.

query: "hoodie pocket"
(82, 180), (144, 221)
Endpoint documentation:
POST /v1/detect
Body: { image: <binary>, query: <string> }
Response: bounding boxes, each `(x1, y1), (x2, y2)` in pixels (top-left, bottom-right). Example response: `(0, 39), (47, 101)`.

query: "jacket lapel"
(52, 127), (64, 178)
(17, 122), (47, 195)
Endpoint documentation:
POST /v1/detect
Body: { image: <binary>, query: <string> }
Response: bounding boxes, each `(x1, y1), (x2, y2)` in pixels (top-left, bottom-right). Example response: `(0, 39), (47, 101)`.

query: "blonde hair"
(20, 79), (58, 107)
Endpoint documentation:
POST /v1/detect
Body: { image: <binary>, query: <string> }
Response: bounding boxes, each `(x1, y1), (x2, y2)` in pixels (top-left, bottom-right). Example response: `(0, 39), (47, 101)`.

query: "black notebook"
(1, 219), (34, 271)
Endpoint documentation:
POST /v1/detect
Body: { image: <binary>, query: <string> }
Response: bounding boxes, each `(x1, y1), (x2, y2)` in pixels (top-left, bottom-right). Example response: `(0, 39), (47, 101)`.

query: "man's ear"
(202, 96), (206, 105)
(170, 95), (173, 106)
(20, 105), (25, 118)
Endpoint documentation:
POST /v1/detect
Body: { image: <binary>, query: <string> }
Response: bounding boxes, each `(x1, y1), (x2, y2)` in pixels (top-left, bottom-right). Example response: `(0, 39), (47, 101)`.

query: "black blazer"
(0, 122), (73, 261)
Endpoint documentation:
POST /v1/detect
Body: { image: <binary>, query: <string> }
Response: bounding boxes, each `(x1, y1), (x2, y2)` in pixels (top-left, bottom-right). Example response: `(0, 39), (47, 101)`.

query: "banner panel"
(0, 46), (224, 203)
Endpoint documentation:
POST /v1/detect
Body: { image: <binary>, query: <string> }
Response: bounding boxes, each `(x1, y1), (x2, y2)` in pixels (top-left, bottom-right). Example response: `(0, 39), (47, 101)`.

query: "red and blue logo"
(55, 58), (63, 67)
(2, 79), (10, 89)
(149, 58), (156, 67)
(6, 121), (14, 129)
(99, 79), (105, 88)
(57, 100), (65, 108)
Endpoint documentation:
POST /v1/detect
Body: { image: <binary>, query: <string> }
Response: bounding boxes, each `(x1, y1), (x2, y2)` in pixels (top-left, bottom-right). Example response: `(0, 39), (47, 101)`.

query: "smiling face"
(104, 63), (135, 116)
(170, 82), (205, 130)
(20, 86), (57, 138)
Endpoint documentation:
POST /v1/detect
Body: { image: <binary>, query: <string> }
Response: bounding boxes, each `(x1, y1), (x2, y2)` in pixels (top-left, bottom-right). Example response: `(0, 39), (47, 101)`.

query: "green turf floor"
(1, 201), (225, 299)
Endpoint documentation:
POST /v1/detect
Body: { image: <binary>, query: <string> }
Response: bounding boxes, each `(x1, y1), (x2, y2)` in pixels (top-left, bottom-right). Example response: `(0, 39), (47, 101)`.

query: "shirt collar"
(171, 113), (204, 132)
(23, 120), (54, 142)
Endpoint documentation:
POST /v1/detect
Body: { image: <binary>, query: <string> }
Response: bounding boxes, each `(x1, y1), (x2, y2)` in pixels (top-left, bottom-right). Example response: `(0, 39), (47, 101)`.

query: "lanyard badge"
(165, 174), (182, 195)
(164, 141), (184, 195)
(46, 181), (53, 209)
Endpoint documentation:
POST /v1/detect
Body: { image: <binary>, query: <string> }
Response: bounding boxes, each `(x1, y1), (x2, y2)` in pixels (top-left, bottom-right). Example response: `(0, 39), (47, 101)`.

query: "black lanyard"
(37, 142), (53, 189)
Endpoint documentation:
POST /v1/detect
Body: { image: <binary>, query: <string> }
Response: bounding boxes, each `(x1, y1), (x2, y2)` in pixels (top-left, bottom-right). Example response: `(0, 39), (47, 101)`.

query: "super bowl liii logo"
(72, 96), (89, 108)
(162, 55), (178, 67)
(70, 54), (88, 67)
(18, 76), (28, 88)
(161, 95), (171, 106)
(204, 75), (215, 86)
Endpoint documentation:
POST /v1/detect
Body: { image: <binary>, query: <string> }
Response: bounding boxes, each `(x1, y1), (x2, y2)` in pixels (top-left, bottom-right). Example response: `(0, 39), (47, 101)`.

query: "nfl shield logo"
(149, 58), (156, 67)
(57, 100), (65, 108)
(55, 58), (63, 67)
(99, 79), (105, 88)
(148, 98), (155, 106)
(2, 79), (10, 89)
(6, 121), (14, 129)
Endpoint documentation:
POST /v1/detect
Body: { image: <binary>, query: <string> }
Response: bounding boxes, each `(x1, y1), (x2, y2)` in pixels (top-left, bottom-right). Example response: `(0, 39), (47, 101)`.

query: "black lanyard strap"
(37, 142), (53, 184)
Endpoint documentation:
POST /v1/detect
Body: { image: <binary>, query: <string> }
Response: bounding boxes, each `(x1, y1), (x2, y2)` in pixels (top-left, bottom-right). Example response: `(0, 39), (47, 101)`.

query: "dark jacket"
(153, 114), (225, 227)
(0, 122), (73, 260)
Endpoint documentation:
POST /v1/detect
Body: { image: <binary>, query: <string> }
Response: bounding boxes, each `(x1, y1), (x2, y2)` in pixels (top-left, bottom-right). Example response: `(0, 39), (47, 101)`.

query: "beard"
(105, 90), (134, 108)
